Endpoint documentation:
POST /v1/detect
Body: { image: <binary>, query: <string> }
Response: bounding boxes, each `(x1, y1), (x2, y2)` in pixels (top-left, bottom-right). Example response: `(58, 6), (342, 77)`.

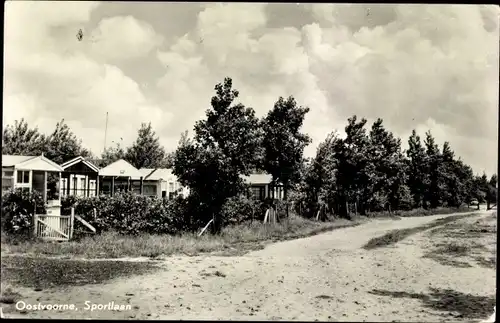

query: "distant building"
(139, 168), (189, 199)
(97, 159), (144, 196)
(2, 154), (64, 203)
(60, 156), (100, 197)
(55, 156), (188, 199)
(240, 173), (283, 201)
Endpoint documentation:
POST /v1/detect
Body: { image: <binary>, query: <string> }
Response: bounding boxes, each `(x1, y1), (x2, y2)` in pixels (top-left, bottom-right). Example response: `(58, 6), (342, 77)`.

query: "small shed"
(98, 159), (144, 196)
(60, 156), (100, 197)
(140, 168), (188, 199)
(241, 173), (284, 200)
(2, 154), (64, 203)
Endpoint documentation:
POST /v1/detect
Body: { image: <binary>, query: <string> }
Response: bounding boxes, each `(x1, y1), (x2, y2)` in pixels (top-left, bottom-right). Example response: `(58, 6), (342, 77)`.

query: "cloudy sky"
(3, 2), (499, 175)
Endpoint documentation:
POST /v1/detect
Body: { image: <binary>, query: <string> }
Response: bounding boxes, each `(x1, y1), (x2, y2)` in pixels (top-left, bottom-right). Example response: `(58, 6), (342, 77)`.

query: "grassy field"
(1, 215), (365, 259)
(0, 216), (364, 296)
(423, 212), (497, 269)
(1, 206), (473, 259)
(362, 212), (480, 250)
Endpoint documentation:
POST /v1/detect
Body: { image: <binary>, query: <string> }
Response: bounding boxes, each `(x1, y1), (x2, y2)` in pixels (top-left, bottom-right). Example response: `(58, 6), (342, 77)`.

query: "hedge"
(2, 189), (291, 239)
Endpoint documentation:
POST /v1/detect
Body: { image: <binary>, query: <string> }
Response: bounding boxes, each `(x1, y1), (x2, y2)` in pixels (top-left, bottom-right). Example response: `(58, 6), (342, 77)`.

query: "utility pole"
(103, 112), (109, 153)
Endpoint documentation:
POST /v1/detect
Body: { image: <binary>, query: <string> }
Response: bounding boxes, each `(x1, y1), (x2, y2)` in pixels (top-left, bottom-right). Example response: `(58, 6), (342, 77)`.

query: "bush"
(1, 189), (46, 237)
(61, 193), (193, 237)
(221, 196), (264, 225)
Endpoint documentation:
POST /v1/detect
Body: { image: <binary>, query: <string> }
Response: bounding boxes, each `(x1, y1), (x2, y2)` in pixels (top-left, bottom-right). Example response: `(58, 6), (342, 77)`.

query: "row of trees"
(172, 78), (497, 231)
(2, 119), (172, 170)
(172, 78), (311, 232)
(300, 116), (498, 218)
(3, 77), (498, 234)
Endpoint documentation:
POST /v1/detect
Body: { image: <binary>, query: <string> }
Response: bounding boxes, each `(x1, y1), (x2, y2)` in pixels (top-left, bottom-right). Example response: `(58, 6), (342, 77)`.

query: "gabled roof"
(2, 155), (63, 172)
(140, 168), (175, 181)
(2, 155), (38, 167)
(139, 168), (155, 178)
(98, 159), (143, 179)
(61, 156), (100, 173)
(240, 173), (274, 185)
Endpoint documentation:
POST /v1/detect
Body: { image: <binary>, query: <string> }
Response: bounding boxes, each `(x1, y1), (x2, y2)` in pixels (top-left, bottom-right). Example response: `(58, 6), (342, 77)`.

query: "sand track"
(2, 210), (496, 321)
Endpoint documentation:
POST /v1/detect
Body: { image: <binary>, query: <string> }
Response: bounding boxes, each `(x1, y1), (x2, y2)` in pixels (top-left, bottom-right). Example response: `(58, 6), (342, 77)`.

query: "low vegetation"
(0, 256), (159, 290)
(1, 215), (363, 259)
(363, 212), (478, 250)
(423, 212), (496, 269)
(369, 287), (496, 320)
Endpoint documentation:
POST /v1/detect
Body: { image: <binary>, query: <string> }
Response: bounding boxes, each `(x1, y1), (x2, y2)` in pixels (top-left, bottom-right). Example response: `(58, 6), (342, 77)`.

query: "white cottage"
(2, 154), (64, 204)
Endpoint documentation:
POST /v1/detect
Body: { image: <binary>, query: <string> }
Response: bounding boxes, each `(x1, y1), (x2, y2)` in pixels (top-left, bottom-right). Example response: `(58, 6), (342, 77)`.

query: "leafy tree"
(450, 157), (475, 206)
(45, 119), (91, 165)
(261, 96), (311, 217)
(441, 142), (459, 206)
(367, 119), (408, 212)
(2, 119), (48, 156)
(301, 132), (340, 218)
(406, 130), (428, 208)
(163, 151), (175, 168)
(173, 77), (262, 233)
(487, 174), (498, 209)
(423, 131), (444, 208)
(329, 116), (371, 217)
(125, 122), (166, 169)
(99, 142), (126, 167)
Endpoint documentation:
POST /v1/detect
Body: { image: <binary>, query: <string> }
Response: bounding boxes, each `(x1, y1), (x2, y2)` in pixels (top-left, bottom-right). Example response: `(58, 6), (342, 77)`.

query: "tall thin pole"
(103, 112), (109, 153)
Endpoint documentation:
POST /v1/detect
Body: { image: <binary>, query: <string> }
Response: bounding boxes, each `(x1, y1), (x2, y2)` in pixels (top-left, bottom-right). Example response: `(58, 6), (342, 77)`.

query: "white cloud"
(89, 15), (164, 61)
(3, 3), (498, 175)
(3, 1), (169, 156)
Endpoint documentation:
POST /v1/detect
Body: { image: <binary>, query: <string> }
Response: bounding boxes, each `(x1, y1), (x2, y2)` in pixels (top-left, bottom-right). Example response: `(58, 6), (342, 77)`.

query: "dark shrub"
(1, 189), (46, 237)
(61, 193), (193, 236)
(221, 195), (263, 225)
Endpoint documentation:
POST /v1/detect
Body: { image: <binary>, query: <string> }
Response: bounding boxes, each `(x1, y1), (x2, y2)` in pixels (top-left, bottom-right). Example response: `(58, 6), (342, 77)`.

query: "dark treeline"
(2, 77), (498, 233)
(2, 119), (174, 169)
(298, 117), (498, 219)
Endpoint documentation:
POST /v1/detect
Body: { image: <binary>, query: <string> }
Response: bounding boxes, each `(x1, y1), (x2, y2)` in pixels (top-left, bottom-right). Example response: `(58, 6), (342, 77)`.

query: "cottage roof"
(140, 168), (175, 181)
(240, 173), (274, 185)
(98, 159), (143, 179)
(1, 155), (64, 172)
(61, 156), (100, 172)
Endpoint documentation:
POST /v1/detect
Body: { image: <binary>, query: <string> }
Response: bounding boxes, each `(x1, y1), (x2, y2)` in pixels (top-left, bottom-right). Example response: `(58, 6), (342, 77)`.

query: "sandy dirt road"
(3, 210), (496, 321)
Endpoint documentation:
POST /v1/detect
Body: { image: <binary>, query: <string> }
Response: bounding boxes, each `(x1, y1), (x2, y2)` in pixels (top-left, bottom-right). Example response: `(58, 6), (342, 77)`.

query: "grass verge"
(362, 212), (479, 250)
(369, 287), (496, 320)
(366, 206), (473, 218)
(423, 212), (496, 269)
(1, 216), (364, 259)
(0, 256), (159, 291)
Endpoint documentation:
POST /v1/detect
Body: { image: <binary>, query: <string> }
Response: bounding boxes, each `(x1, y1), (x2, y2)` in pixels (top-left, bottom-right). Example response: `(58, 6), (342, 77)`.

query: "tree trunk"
(284, 184), (289, 219)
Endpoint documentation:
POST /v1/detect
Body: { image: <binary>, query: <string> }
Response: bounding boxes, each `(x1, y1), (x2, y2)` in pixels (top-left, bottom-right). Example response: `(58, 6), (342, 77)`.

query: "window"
(143, 184), (157, 196)
(60, 178), (67, 196)
(3, 170), (14, 177)
(2, 177), (13, 192)
(17, 170), (29, 184)
(250, 186), (265, 200)
(72, 177), (77, 192)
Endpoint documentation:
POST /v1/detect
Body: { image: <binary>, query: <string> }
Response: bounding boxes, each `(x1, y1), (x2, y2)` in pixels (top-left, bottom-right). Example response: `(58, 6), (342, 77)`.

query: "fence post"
(70, 207), (75, 240)
(33, 214), (38, 238)
(93, 208), (97, 221)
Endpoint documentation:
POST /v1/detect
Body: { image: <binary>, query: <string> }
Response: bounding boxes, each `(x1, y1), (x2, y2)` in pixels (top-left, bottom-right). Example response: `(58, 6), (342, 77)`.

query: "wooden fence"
(34, 208), (96, 241)
(34, 214), (73, 241)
